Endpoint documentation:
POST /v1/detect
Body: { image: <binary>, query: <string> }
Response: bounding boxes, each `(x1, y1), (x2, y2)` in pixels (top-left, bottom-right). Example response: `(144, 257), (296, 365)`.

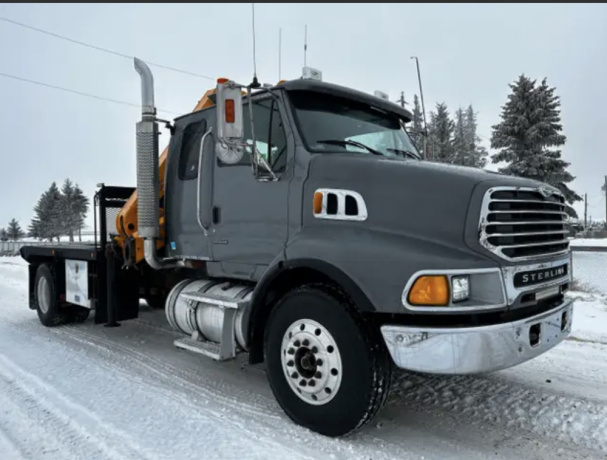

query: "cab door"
(210, 94), (292, 274)
(164, 109), (214, 260)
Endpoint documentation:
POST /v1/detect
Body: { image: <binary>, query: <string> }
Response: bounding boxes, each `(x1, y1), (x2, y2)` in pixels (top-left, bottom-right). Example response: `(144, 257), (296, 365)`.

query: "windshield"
(287, 90), (421, 160)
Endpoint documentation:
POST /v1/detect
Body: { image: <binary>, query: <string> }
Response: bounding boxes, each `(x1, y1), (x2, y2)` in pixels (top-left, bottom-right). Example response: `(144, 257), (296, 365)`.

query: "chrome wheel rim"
(37, 277), (51, 314)
(280, 319), (342, 406)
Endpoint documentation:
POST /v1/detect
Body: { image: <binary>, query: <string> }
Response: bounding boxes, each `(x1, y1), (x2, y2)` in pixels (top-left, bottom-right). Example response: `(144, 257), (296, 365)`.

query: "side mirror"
(215, 79), (245, 164)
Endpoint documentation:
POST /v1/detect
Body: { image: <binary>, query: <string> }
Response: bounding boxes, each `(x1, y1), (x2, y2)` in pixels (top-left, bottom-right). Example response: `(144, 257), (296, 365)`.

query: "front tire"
(264, 284), (392, 437)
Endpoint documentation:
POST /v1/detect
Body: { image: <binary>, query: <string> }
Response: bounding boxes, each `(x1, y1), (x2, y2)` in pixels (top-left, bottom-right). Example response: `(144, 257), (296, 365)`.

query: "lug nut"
(316, 359), (323, 366)
(315, 371), (322, 379)
(291, 372), (299, 379)
(294, 340), (301, 347)
(311, 346), (318, 354)
(303, 339), (310, 346)
(287, 360), (294, 367)
(308, 380), (316, 387)
(287, 348), (295, 355)
(299, 379), (307, 387)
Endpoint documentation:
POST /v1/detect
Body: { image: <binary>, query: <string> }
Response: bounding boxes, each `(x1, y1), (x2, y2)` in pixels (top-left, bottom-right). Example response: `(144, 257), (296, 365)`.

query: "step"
(174, 337), (226, 361)
(179, 292), (249, 310)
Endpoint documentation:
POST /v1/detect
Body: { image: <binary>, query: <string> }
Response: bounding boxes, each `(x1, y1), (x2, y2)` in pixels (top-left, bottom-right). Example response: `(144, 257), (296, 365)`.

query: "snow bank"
(570, 238), (607, 247)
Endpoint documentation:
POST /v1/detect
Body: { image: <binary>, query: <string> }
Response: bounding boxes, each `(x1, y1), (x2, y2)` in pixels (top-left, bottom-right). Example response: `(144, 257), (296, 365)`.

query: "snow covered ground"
(0, 256), (606, 460)
(570, 238), (607, 247)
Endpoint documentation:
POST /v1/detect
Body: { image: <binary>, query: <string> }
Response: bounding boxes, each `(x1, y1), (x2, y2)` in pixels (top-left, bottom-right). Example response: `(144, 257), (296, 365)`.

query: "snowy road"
(1, 257), (606, 460)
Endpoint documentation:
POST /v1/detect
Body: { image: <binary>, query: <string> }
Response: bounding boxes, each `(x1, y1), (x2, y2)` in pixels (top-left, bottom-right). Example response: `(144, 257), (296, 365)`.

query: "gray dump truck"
(20, 58), (574, 437)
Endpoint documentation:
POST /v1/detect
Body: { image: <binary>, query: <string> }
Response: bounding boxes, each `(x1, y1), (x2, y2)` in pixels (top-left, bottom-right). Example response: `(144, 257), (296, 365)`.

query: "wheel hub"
(37, 277), (51, 314)
(280, 319), (342, 406)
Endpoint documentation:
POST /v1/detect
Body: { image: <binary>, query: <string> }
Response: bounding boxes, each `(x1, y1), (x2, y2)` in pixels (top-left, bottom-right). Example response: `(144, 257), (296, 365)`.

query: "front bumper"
(380, 297), (573, 375)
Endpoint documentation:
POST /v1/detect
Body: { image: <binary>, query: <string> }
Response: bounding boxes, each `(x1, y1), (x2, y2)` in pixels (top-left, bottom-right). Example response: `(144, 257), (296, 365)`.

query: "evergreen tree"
(491, 75), (581, 211)
(71, 183), (90, 242)
(0, 228), (7, 242)
(60, 179), (78, 242)
(408, 95), (425, 153)
(29, 182), (64, 242)
(463, 105), (488, 168)
(6, 218), (25, 241)
(452, 108), (467, 165)
(427, 102), (455, 163)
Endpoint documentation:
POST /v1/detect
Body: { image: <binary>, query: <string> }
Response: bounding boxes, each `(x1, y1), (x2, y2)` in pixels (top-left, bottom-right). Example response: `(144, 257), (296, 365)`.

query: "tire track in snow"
(0, 424), (28, 460)
(390, 368), (607, 454)
(55, 320), (601, 460)
(53, 325), (422, 460)
(0, 353), (151, 460)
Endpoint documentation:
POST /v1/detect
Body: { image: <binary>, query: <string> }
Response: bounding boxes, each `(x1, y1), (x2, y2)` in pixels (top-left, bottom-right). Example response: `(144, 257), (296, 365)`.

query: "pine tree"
(427, 102), (455, 163)
(491, 75), (581, 212)
(60, 179), (77, 242)
(71, 183), (90, 242)
(452, 108), (467, 165)
(6, 218), (25, 241)
(0, 228), (7, 242)
(408, 95), (425, 153)
(29, 182), (64, 242)
(463, 105), (488, 168)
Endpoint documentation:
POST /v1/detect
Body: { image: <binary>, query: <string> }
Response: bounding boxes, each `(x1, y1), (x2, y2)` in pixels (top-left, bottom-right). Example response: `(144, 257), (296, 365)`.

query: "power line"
(0, 15), (214, 81)
(0, 71), (180, 115)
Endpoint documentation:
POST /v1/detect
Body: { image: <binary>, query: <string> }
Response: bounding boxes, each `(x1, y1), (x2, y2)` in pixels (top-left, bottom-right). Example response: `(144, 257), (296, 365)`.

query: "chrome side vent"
(313, 189), (368, 222)
(479, 186), (570, 261)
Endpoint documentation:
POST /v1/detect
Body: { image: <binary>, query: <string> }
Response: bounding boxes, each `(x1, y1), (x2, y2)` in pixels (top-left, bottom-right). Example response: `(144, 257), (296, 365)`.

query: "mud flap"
(94, 254), (140, 325)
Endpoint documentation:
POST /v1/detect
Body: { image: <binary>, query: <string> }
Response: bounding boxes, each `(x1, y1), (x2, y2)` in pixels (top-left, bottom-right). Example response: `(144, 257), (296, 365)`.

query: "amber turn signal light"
(408, 275), (449, 306)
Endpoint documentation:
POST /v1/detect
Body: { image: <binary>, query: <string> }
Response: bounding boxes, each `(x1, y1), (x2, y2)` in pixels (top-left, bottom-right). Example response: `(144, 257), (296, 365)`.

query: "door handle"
(212, 206), (221, 224)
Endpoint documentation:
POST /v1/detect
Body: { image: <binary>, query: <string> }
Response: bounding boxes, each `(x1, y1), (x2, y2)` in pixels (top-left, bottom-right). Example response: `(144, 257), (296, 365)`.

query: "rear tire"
(264, 284), (392, 437)
(34, 263), (69, 327)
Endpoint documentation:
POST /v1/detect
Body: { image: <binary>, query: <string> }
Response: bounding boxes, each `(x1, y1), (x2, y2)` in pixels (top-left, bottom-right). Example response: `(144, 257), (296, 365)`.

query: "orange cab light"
(276, 79), (287, 85)
(408, 275), (449, 306)
(217, 78), (229, 84)
(225, 99), (235, 123)
(313, 192), (323, 214)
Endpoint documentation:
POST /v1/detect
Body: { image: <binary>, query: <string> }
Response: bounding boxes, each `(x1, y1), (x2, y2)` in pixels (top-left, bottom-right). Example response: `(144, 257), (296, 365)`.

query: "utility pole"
(604, 176), (607, 230)
(278, 28), (282, 80)
(411, 56), (428, 160)
(584, 193), (588, 229)
(304, 25), (307, 67)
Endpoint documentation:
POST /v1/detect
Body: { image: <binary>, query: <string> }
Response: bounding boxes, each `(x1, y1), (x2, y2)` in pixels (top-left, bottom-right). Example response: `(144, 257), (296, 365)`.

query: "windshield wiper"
(317, 139), (384, 156)
(386, 148), (421, 160)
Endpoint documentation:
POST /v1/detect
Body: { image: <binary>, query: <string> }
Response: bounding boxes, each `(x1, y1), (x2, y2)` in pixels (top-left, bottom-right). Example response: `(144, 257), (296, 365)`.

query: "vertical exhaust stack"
(134, 57), (180, 270)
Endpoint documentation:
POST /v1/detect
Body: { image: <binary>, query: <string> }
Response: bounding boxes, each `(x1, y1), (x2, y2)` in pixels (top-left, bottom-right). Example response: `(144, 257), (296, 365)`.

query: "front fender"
(285, 226), (499, 314)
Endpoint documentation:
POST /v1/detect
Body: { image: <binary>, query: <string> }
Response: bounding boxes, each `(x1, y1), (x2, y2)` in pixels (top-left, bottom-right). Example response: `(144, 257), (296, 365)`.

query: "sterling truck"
(19, 58), (574, 437)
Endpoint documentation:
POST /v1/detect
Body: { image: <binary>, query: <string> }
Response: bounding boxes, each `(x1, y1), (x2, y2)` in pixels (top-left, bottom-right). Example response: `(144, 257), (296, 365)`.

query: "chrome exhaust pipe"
(134, 57), (182, 270)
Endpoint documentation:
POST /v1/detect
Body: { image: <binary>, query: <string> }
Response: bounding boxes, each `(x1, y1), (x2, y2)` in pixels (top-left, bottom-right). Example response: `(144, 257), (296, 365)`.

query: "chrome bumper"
(380, 297), (573, 375)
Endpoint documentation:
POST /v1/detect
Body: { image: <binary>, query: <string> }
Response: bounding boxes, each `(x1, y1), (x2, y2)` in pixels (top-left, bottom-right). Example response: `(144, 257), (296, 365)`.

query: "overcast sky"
(1, 3), (606, 231)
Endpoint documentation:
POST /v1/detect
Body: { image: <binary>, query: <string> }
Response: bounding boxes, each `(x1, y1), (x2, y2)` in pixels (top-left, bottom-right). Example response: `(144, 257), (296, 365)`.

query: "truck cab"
(21, 59), (574, 438)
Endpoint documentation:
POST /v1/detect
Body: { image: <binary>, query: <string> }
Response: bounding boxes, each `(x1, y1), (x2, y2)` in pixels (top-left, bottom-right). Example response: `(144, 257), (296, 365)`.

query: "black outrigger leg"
(103, 244), (121, 328)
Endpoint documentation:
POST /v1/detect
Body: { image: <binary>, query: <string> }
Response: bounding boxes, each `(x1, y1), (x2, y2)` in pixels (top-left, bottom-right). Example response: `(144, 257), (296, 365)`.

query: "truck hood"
(305, 154), (544, 249)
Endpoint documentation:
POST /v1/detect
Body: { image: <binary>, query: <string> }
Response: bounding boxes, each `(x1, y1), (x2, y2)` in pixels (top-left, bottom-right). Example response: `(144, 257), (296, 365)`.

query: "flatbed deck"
(20, 243), (101, 262)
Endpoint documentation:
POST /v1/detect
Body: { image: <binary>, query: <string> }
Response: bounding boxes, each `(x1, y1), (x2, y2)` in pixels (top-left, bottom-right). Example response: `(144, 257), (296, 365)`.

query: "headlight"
(402, 269), (504, 311)
(451, 275), (470, 302)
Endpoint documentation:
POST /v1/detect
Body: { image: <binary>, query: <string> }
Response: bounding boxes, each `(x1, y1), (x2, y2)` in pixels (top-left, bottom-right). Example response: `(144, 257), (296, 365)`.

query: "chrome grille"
(479, 186), (570, 261)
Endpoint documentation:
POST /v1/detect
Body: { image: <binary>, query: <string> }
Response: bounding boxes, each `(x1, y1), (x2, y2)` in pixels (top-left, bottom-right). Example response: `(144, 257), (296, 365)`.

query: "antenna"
(250, 3), (260, 88)
(278, 27), (282, 80)
(304, 25), (307, 67)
